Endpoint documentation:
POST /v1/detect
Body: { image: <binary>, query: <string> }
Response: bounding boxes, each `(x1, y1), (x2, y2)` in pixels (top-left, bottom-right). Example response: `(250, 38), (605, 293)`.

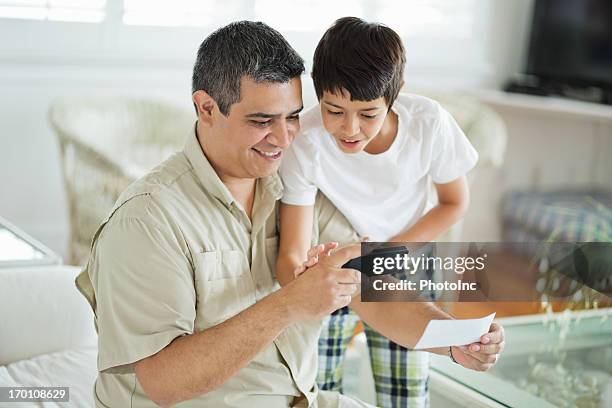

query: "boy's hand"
(294, 242), (338, 278)
(450, 323), (505, 372)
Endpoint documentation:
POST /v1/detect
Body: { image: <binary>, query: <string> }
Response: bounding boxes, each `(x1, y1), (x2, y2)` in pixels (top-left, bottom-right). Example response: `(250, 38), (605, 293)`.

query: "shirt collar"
(259, 169), (283, 202)
(183, 122), (284, 207)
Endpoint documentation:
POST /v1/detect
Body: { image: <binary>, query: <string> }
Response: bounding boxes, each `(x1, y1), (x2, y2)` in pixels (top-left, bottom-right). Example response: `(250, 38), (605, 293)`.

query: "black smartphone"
(341, 245), (409, 277)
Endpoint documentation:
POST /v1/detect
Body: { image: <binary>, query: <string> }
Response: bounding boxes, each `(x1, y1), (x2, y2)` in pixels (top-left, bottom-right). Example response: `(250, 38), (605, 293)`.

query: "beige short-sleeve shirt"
(75, 125), (323, 407)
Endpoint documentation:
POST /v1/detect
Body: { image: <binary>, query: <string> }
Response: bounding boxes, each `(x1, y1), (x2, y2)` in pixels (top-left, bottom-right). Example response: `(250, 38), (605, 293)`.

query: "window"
(0, 0), (105, 22)
(0, 0), (489, 80)
(117, 0), (478, 40)
(0, 0), (480, 39)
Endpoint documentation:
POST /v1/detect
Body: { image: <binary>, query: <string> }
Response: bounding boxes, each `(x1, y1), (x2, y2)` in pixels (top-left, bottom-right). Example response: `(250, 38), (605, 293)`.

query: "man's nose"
(343, 116), (359, 137)
(268, 121), (293, 148)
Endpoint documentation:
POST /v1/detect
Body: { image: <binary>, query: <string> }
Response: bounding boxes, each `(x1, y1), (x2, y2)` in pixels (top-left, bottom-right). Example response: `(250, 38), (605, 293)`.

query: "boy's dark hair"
(192, 21), (305, 116)
(312, 17), (405, 107)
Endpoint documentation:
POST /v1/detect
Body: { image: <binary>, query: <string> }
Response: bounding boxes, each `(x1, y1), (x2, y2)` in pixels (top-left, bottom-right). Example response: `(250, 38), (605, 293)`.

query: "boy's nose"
(343, 116), (360, 137)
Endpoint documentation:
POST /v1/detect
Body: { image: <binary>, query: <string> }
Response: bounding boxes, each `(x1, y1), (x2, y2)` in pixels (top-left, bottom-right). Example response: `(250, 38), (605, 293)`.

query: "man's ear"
(192, 90), (217, 127)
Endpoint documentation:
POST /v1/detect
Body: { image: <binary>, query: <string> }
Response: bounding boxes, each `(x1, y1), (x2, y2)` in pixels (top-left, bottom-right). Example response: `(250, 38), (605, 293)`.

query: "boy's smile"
(320, 89), (398, 154)
(337, 138), (365, 150)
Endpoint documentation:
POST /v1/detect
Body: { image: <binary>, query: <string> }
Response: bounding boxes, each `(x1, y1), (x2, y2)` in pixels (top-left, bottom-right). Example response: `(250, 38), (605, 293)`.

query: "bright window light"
(255, 0), (364, 32)
(0, 0), (105, 22)
(123, 0), (216, 27)
(373, 0), (478, 38)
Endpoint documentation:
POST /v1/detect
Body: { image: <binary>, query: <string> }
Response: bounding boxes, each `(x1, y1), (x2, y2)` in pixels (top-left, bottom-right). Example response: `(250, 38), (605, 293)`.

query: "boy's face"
(319, 89), (389, 154)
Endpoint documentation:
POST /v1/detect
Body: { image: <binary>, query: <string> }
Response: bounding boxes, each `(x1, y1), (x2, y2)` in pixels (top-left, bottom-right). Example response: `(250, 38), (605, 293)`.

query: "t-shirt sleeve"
(429, 106), (479, 184)
(90, 216), (196, 373)
(279, 139), (318, 206)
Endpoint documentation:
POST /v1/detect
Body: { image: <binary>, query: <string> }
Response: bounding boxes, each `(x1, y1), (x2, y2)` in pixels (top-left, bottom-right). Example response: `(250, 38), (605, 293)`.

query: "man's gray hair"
(192, 21), (305, 116)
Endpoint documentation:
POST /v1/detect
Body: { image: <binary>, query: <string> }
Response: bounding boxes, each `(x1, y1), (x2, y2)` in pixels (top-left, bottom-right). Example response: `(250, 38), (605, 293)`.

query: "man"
(76, 21), (504, 407)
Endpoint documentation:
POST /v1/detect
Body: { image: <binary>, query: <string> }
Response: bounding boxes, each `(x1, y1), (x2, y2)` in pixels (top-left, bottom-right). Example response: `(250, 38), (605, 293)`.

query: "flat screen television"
(517, 0), (612, 101)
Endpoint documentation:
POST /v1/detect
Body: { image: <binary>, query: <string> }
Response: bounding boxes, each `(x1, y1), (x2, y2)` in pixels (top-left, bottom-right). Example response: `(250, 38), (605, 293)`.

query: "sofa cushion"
(0, 266), (97, 365)
(0, 346), (96, 407)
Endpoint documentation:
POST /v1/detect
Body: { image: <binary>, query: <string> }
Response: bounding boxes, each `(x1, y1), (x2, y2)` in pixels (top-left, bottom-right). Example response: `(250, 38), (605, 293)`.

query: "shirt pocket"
(264, 236), (279, 278)
(193, 250), (256, 330)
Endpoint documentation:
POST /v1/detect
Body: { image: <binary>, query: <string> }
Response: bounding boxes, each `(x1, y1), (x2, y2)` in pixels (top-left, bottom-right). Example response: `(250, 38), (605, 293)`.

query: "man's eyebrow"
(323, 100), (383, 112)
(245, 106), (304, 119)
(289, 106), (304, 115)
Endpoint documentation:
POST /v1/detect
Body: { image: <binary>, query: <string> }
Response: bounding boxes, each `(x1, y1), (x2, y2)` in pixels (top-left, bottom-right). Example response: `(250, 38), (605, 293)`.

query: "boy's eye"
(250, 120), (271, 127)
(361, 114), (377, 119)
(327, 110), (343, 116)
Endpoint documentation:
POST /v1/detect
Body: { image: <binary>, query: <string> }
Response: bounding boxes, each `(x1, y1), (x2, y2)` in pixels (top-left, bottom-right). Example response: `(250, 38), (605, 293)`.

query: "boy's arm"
(390, 176), (469, 243)
(349, 297), (504, 372)
(276, 203), (315, 286)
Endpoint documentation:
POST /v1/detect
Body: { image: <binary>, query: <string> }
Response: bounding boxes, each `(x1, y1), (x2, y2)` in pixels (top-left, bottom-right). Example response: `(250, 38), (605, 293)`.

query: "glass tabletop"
(0, 217), (61, 267)
(430, 309), (612, 408)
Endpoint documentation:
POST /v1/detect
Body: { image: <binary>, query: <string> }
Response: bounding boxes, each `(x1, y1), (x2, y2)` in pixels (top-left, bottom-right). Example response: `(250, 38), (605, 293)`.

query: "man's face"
(320, 89), (389, 154)
(207, 76), (303, 179)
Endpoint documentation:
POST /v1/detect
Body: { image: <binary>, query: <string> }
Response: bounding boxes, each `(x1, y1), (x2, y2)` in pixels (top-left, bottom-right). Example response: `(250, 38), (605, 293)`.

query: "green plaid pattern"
(317, 307), (430, 408)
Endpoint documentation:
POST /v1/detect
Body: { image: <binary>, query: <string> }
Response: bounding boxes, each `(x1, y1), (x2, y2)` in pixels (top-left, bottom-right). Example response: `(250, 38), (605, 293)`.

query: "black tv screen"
(527, 0), (612, 88)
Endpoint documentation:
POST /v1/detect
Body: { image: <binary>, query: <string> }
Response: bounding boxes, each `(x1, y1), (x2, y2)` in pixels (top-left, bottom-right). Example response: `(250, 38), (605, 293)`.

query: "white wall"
(0, 0), (548, 260)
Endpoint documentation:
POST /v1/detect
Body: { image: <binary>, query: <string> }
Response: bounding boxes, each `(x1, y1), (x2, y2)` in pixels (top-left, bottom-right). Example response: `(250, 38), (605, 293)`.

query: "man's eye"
(327, 110), (343, 116)
(287, 115), (300, 121)
(251, 120), (271, 127)
(361, 114), (377, 119)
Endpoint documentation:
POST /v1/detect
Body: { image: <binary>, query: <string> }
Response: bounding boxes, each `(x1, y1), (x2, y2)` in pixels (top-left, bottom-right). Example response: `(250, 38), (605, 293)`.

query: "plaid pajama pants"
(317, 307), (430, 408)
(311, 192), (433, 407)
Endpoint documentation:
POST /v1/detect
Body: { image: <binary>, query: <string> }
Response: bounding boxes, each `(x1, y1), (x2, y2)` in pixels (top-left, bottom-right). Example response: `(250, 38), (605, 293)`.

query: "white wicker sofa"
(49, 97), (195, 265)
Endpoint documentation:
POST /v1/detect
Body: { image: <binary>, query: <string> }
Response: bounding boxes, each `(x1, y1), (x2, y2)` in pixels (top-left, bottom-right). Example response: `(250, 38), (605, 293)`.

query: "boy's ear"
(192, 90), (217, 127)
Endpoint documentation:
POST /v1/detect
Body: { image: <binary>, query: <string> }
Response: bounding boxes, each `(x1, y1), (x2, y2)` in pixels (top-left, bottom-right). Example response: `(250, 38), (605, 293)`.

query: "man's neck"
(196, 124), (257, 218)
(221, 176), (257, 218)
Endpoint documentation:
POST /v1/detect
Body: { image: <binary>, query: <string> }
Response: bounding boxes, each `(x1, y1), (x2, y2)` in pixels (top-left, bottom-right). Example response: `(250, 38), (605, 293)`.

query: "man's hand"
(282, 243), (361, 321)
(451, 323), (505, 372)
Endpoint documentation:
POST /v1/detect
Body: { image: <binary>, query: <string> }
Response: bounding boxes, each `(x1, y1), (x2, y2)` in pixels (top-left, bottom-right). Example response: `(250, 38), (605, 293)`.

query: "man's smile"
(252, 148), (282, 160)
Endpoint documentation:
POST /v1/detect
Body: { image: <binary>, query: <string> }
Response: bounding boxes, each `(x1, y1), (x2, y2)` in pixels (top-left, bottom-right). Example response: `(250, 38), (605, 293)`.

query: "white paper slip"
(413, 313), (496, 349)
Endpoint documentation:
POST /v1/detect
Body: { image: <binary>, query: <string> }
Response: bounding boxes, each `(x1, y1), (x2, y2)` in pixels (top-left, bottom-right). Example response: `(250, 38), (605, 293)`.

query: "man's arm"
(134, 244), (362, 407)
(135, 289), (292, 407)
(390, 176), (469, 243)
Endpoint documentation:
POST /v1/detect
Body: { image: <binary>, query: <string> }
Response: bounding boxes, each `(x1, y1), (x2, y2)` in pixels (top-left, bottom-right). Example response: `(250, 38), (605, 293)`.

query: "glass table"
(0, 216), (61, 268)
(430, 308), (612, 408)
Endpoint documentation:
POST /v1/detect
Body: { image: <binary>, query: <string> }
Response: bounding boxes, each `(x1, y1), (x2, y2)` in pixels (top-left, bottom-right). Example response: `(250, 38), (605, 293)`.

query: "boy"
(277, 17), (478, 407)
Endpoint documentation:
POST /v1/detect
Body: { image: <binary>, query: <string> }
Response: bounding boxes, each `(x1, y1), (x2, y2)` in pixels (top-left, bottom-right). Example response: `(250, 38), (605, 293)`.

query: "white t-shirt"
(279, 93), (478, 242)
